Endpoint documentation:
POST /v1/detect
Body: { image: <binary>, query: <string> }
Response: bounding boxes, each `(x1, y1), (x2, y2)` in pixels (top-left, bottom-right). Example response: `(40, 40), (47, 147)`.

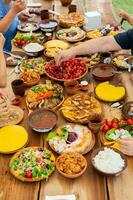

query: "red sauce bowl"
(92, 64), (117, 81)
(28, 109), (58, 133)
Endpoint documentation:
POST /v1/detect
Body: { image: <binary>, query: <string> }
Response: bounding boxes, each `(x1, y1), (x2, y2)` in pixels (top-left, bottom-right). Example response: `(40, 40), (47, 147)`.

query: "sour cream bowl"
(23, 42), (44, 56)
(91, 147), (127, 176)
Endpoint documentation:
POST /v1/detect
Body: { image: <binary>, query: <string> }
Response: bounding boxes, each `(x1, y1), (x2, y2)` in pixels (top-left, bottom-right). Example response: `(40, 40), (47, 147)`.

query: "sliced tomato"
(25, 170), (32, 178)
(102, 125), (110, 133)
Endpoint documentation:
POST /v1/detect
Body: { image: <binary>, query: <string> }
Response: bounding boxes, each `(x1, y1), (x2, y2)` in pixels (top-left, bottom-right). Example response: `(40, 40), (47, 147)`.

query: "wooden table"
(0, 1), (133, 200)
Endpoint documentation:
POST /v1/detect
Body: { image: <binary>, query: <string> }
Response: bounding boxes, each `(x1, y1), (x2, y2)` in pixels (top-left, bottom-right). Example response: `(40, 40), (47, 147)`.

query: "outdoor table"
(0, 0), (133, 200)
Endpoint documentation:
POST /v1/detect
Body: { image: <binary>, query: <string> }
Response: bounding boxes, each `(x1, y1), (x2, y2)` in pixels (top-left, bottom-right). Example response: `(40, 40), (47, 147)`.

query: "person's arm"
(119, 9), (133, 26)
(0, 0), (26, 33)
(55, 36), (122, 65)
(0, 33), (6, 87)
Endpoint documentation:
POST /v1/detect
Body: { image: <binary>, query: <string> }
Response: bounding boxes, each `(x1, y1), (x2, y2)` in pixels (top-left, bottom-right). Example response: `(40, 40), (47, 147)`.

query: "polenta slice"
(95, 82), (125, 102)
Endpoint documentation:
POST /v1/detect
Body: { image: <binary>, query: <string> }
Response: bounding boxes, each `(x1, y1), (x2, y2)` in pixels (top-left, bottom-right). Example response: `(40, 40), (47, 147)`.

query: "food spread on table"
(20, 70), (40, 86)
(101, 118), (133, 148)
(17, 22), (39, 32)
(87, 24), (120, 39)
(112, 54), (133, 69)
(78, 53), (101, 68)
(2, 2), (133, 188)
(26, 81), (64, 110)
(0, 105), (24, 127)
(56, 27), (86, 42)
(28, 109), (58, 133)
(56, 152), (87, 176)
(13, 33), (45, 48)
(44, 40), (69, 57)
(23, 43), (44, 53)
(9, 147), (55, 182)
(61, 94), (102, 123)
(20, 57), (47, 75)
(47, 124), (94, 154)
(45, 58), (87, 81)
(59, 13), (84, 28)
(92, 147), (126, 174)
(95, 82), (126, 102)
(0, 125), (28, 154)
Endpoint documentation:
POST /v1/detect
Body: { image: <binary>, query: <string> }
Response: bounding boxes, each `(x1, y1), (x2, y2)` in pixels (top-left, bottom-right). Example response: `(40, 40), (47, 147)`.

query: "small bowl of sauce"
(92, 64), (117, 81)
(28, 109), (58, 133)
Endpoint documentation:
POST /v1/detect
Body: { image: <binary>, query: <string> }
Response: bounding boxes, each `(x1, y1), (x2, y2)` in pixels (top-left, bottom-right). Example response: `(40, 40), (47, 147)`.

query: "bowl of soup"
(28, 109), (58, 133)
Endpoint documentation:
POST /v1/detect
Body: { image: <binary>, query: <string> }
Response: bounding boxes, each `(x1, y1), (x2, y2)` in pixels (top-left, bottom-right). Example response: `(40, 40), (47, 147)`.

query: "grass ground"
(112, 0), (133, 29)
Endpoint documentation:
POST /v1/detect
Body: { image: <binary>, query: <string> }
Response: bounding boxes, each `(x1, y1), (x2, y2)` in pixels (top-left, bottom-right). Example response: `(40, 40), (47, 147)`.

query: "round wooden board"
(9, 146), (55, 182)
(0, 106), (24, 128)
(48, 124), (95, 155)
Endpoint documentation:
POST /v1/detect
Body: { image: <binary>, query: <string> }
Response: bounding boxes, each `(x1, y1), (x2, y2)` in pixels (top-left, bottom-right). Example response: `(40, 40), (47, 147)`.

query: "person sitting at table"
(0, 0), (32, 52)
(0, 33), (9, 115)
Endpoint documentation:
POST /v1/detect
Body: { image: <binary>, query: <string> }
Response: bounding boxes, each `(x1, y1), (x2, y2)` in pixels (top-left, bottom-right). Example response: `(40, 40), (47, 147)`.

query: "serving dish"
(56, 152), (87, 178)
(87, 24), (120, 39)
(0, 125), (28, 154)
(92, 64), (117, 81)
(47, 123), (95, 154)
(95, 81), (126, 102)
(23, 43), (44, 56)
(59, 12), (84, 28)
(17, 22), (40, 32)
(77, 53), (101, 68)
(100, 118), (133, 149)
(0, 105), (24, 128)
(28, 109), (58, 133)
(56, 27), (86, 42)
(4, 51), (27, 66)
(112, 54), (133, 69)
(20, 57), (47, 75)
(13, 33), (45, 48)
(122, 101), (133, 119)
(9, 147), (55, 182)
(20, 70), (40, 86)
(26, 80), (64, 111)
(61, 93), (102, 124)
(40, 20), (58, 32)
(91, 147), (127, 176)
(45, 58), (88, 82)
(44, 40), (69, 57)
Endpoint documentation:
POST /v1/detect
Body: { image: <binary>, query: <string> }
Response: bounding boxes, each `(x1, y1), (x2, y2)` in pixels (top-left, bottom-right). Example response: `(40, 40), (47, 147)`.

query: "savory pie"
(59, 13), (84, 28)
(47, 124), (94, 154)
(61, 93), (102, 123)
(0, 106), (24, 128)
(56, 27), (86, 42)
(9, 147), (55, 182)
(26, 80), (64, 111)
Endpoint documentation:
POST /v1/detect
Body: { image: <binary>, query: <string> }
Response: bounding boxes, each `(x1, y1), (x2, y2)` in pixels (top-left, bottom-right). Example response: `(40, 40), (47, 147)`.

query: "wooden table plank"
(39, 1), (108, 200)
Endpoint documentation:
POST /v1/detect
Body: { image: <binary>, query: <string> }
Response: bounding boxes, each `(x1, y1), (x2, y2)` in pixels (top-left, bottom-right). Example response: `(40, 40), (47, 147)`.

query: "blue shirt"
(0, 0), (19, 52)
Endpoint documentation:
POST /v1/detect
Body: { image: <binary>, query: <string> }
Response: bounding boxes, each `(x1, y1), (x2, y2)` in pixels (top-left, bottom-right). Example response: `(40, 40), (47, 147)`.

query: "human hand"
(118, 9), (128, 20)
(12, 0), (26, 14)
(119, 138), (133, 156)
(55, 49), (76, 66)
(18, 11), (33, 21)
(0, 33), (5, 50)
